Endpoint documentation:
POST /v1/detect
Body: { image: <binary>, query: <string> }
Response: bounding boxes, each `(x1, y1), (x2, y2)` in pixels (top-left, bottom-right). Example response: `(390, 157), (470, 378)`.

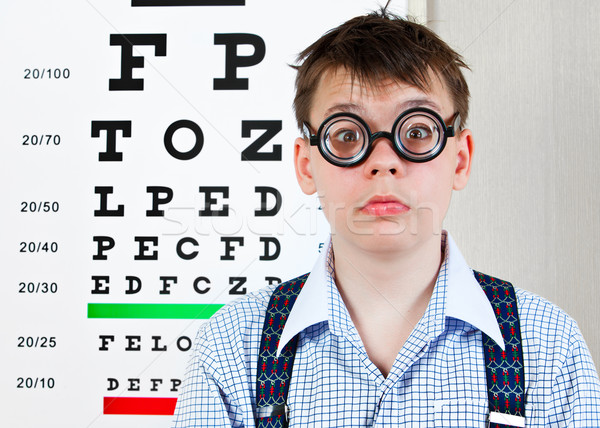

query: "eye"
(405, 126), (431, 140)
(332, 128), (359, 144)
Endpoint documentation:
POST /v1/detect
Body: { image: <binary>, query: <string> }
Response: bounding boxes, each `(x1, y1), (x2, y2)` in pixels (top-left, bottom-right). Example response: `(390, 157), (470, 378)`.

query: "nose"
(363, 136), (405, 177)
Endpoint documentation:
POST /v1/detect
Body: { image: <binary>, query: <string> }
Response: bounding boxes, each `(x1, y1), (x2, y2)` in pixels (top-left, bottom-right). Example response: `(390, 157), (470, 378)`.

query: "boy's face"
(294, 67), (473, 256)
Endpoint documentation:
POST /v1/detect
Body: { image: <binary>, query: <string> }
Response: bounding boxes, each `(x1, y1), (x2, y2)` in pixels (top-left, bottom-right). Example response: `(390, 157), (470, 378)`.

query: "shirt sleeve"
(171, 321), (246, 428)
(548, 320), (600, 425)
(172, 356), (234, 427)
(171, 291), (268, 428)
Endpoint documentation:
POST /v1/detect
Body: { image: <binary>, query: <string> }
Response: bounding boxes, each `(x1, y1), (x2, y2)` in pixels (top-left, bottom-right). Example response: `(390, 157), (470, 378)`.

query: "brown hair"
(292, 9), (470, 130)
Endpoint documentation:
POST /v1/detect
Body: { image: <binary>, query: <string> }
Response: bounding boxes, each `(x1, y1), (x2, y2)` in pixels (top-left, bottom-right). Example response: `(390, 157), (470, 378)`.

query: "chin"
(347, 215), (410, 236)
(343, 228), (420, 253)
(358, 224), (444, 253)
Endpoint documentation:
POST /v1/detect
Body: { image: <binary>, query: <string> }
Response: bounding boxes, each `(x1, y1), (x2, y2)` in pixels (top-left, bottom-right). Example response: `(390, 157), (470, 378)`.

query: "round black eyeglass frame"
(303, 107), (461, 167)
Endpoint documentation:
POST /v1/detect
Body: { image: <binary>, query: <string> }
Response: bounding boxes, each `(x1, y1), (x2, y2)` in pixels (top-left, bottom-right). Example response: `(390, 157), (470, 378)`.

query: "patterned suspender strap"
(474, 271), (526, 428)
(255, 273), (308, 428)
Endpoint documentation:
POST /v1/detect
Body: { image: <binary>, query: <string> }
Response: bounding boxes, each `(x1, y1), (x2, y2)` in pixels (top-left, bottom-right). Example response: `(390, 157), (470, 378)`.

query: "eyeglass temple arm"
(447, 113), (462, 137)
(302, 123), (320, 146)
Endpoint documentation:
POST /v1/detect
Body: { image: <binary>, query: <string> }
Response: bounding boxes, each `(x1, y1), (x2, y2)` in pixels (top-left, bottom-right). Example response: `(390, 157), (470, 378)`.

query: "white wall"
(429, 0), (600, 365)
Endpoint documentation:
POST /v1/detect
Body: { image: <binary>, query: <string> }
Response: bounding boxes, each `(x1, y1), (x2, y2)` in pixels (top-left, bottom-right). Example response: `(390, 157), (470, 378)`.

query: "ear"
(294, 137), (317, 195)
(452, 128), (474, 191)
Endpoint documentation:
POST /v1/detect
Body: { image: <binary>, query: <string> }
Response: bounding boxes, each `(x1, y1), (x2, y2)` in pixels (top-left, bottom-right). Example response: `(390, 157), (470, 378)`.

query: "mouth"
(359, 195), (410, 216)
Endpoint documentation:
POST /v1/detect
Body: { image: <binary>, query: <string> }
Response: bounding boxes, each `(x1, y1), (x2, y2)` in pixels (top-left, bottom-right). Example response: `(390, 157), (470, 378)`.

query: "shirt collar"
(444, 232), (504, 349)
(277, 240), (331, 356)
(277, 232), (504, 356)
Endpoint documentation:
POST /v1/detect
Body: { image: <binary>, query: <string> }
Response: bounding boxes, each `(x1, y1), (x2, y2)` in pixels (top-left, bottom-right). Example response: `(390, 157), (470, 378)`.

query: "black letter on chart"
(94, 186), (125, 217)
(91, 276), (110, 295)
(229, 277), (247, 295)
(176, 237), (199, 260)
(255, 186), (281, 216)
(199, 187), (229, 216)
(164, 120), (204, 160)
(99, 335), (115, 351)
(109, 34), (167, 91)
(259, 237), (280, 261)
(213, 33), (265, 90)
(132, 0), (245, 6)
(91, 121), (132, 162)
(146, 186), (174, 217)
(241, 120), (282, 161)
(220, 237), (244, 260)
(134, 237), (159, 260)
(93, 236), (115, 260)
(193, 277), (211, 294)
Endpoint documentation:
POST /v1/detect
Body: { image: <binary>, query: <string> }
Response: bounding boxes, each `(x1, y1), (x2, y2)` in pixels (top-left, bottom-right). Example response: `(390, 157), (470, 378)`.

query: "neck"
(331, 233), (443, 324)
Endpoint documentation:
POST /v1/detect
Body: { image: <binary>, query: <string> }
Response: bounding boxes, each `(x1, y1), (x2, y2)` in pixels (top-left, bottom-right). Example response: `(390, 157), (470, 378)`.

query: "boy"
(173, 9), (600, 427)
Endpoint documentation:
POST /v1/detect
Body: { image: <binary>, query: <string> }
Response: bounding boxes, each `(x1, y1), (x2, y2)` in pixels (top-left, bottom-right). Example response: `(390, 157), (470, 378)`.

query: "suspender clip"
(256, 404), (289, 422)
(487, 411), (525, 427)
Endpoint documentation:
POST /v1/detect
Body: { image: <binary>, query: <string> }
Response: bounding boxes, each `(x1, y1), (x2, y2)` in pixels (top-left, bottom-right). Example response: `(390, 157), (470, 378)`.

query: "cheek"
(312, 161), (351, 199)
(315, 175), (351, 210)
(312, 168), (359, 222)
(410, 161), (455, 205)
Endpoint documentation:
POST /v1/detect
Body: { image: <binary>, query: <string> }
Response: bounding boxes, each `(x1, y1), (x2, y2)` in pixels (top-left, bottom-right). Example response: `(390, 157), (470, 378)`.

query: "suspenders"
(256, 274), (308, 428)
(476, 271), (526, 428)
(255, 271), (525, 428)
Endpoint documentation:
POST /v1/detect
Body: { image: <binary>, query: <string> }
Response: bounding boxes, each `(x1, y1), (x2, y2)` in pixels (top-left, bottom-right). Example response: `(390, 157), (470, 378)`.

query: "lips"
(359, 195), (410, 216)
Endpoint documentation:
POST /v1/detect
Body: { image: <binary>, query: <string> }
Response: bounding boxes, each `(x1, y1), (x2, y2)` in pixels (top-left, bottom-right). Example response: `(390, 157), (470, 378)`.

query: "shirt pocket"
(434, 399), (488, 427)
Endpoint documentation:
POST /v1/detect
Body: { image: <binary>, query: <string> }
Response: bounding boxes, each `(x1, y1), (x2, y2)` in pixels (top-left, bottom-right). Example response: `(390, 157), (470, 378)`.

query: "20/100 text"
(24, 68), (70, 79)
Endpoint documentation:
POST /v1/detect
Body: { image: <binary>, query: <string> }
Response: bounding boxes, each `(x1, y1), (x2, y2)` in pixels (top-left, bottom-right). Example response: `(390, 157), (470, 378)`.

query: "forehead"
(310, 67), (454, 123)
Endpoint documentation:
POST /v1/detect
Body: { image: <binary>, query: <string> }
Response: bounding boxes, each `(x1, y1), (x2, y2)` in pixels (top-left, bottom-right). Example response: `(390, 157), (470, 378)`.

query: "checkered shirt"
(173, 233), (600, 427)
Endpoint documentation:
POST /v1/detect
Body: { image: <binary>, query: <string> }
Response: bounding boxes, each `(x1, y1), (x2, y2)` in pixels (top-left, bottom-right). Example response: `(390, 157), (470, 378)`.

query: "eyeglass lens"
(395, 112), (441, 158)
(323, 117), (369, 163)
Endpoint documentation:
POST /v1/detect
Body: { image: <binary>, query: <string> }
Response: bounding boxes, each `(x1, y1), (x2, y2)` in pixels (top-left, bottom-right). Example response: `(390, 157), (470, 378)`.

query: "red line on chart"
(103, 397), (177, 415)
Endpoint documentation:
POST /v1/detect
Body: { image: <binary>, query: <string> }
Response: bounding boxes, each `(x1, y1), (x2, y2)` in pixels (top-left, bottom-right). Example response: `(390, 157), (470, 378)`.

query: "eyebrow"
(397, 98), (442, 112)
(321, 98), (443, 121)
(322, 103), (365, 119)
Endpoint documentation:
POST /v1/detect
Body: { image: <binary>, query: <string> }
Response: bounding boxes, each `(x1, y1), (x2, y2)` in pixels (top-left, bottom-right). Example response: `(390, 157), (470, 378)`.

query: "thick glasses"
(303, 107), (460, 167)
